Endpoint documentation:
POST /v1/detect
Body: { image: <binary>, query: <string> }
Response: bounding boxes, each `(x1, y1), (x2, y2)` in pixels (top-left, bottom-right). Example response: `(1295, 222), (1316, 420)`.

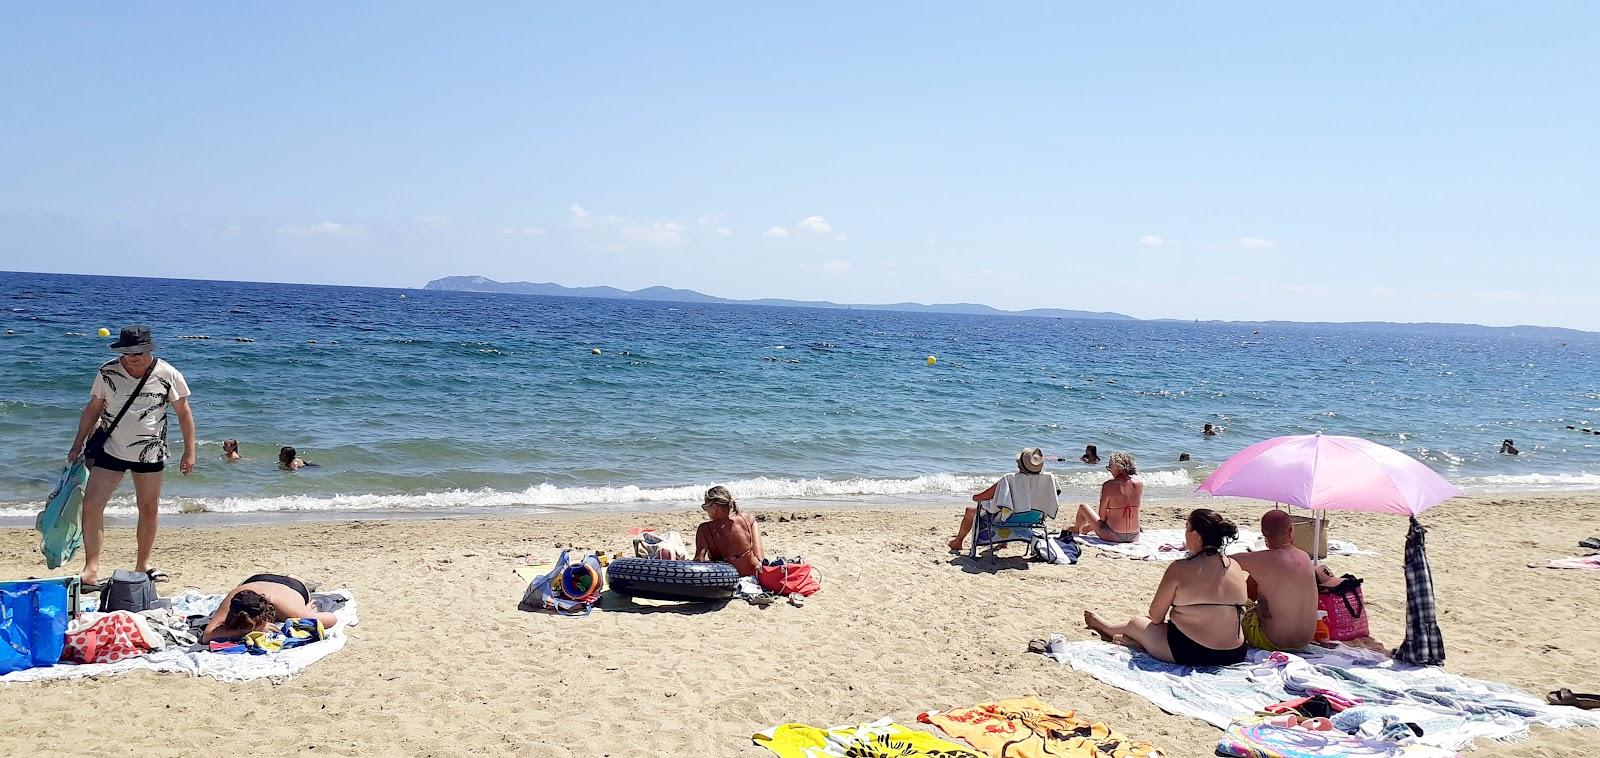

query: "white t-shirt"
(90, 357), (191, 463)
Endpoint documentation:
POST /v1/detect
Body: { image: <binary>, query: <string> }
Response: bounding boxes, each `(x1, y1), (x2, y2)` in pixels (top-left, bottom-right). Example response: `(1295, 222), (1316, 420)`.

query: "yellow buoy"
(926, 355), (937, 365)
(591, 348), (602, 355)
(97, 328), (111, 337)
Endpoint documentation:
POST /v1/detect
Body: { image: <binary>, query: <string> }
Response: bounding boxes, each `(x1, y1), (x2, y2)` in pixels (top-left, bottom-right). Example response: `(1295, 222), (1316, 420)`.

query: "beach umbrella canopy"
(1196, 433), (1462, 517)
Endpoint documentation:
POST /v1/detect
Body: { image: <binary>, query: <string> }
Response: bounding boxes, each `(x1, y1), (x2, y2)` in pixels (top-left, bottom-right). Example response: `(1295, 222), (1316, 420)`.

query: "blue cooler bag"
(0, 582), (71, 673)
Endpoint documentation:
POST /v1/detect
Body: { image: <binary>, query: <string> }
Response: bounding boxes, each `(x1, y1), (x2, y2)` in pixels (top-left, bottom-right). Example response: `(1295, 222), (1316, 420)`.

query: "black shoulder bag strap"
(86, 358), (159, 461)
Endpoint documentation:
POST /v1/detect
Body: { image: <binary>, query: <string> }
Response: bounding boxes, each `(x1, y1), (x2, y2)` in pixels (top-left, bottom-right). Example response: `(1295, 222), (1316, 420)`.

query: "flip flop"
(1579, 537), (1600, 550)
(1547, 688), (1600, 709)
(145, 568), (170, 583)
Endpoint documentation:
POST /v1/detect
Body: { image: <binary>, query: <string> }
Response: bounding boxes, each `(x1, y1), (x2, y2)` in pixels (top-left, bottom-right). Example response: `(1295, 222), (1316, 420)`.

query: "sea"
(2, 271), (1597, 523)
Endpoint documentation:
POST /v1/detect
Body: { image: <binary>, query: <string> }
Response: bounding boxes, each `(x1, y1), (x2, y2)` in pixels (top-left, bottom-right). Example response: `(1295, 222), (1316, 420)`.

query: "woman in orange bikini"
(1073, 451), (1142, 542)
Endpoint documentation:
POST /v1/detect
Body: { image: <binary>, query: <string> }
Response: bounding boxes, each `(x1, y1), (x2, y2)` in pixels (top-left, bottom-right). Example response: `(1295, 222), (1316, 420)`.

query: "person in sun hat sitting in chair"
(65, 325), (196, 591)
(947, 448), (1060, 553)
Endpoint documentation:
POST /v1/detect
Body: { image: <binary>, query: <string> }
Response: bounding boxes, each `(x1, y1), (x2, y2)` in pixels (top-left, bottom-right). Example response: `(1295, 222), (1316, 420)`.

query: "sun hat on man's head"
(109, 325), (154, 354)
(1016, 448), (1045, 475)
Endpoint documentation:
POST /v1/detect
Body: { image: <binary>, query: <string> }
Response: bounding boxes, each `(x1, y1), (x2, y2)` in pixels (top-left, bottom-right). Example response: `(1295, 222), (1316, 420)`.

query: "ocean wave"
(0, 469), (1201, 519)
(1457, 472), (1600, 489)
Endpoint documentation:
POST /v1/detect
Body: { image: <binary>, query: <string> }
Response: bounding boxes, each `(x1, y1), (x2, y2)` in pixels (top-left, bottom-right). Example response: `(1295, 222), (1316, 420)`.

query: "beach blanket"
(0, 589), (357, 684)
(1216, 718), (1459, 758)
(1043, 638), (1600, 751)
(1544, 555), (1600, 570)
(1079, 529), (1371, 561)
(919, 696), (1164, 757)
(754, 717), (982, 757)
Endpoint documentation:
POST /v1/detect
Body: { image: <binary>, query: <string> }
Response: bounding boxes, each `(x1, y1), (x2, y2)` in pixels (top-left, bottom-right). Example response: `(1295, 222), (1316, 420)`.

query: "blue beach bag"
(36, 461), (89, 570)
(0, 582), (70, 673)
(518, 550), (604, 616)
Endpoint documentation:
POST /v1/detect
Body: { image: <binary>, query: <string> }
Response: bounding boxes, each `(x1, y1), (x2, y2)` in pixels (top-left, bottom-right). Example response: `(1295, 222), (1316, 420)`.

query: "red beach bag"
(1317, 575), (1370, 641)
(757, 559), (820, 597)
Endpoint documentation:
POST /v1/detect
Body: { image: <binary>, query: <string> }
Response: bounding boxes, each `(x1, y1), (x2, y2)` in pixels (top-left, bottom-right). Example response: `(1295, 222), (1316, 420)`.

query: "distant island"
(422, 275), (1136, 320)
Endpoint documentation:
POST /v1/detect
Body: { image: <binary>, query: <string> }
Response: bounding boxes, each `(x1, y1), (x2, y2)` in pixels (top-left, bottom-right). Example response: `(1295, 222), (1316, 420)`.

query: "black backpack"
(100, 570), (156, 613)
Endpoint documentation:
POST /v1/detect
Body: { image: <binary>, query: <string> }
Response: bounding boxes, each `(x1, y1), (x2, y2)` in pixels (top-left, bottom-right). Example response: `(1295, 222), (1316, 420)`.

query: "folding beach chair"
(969, 472), (1060, 559)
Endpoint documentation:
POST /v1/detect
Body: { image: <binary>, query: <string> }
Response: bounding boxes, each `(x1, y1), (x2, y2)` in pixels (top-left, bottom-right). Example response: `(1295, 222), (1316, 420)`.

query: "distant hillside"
(422, 276), (1135, 320)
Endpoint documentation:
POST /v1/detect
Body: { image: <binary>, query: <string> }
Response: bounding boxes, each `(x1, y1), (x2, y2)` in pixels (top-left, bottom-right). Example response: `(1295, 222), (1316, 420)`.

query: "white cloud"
(619, 221), (688, 246)
(1238, 236), (1276, 250)
(569, 204), (590, 221)
(696, 212), (727, 226)
(501, 226), (547, 237)
(716, 226), (733, 238)
(277, 221), (365, 238)
(413, 215), (450, 228)
(820, 260), (853, 273)
(764, 225), (790, 239)
(1139, 235), (1168, 248)
(797, 216), (833, 234)
(834, 233), (848, 242)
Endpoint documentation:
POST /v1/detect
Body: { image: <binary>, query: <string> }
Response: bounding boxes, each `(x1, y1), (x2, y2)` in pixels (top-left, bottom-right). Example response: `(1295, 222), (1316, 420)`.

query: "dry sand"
(2, 492), (1598, 757)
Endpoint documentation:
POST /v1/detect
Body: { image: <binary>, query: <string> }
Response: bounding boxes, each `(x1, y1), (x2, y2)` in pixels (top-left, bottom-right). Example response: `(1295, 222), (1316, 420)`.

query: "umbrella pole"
(1312, 508), (1323, 566)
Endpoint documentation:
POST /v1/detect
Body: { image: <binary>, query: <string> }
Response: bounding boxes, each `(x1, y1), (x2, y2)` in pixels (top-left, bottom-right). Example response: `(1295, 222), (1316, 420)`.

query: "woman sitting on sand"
(1073, 451), (1142, 543)
(200, 574), (340, 643)
(695, 486), (765, 576)
(1083, 509), (1249, 666)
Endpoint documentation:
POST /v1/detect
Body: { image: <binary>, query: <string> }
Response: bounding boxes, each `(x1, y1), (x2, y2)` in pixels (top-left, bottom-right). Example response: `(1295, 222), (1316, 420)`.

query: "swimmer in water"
(1500, 439), (1519, 456)
(278, 446), (316, 470)
(221, 439), (242, 462)
(1080, 444), (1100, 465)
(1203, 423), (1219, 437)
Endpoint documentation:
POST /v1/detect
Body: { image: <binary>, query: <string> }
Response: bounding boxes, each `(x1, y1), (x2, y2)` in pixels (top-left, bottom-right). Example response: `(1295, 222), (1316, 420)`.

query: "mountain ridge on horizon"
(422, 275), (1136, 320)
(422, 275), (1595, 336)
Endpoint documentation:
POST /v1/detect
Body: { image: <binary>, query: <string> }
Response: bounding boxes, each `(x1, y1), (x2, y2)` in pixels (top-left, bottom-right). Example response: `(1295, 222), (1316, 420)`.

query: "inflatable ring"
(559, 562), (603, 602)
(605, 558), (740, 603)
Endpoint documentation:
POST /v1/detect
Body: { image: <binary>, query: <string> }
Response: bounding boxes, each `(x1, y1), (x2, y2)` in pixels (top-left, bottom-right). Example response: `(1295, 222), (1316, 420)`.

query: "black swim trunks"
(94, 454), (164, 474)
(242, 573), (310, 603)
(1166, 621), (1247, 667)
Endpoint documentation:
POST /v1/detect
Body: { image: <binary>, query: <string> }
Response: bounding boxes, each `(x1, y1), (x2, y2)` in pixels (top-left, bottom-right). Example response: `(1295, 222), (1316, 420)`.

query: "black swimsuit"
(243, 573), (310, 603)
(1166, 551), (1248, 666)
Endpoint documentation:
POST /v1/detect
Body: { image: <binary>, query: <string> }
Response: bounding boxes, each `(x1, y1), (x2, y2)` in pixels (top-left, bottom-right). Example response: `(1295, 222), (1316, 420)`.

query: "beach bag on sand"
(519, 550), (604, 616)
(1318, 575), (1370, 641)
(633, 530), (689, 561)
(100, 570), (157, 614)
(758, 558), (821, 597)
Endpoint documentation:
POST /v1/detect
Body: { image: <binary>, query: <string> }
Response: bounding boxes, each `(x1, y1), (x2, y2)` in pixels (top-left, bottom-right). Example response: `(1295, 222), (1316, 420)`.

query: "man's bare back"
(1234, 544), (1319, 649)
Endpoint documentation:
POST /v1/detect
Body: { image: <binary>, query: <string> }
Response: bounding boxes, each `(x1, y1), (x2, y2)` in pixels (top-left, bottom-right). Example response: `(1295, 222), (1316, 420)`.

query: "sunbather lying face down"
(200, 574), (340, 643)
(1083, 508), (1250, 667)
(695, 486), (765, 576)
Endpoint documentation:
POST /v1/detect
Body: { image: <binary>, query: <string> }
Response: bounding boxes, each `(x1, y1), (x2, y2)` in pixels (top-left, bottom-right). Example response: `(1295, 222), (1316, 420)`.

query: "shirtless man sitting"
(1231, 510), (1319, 651)
(1073, 451), (1142, 543)
(695, 485), (765, 576)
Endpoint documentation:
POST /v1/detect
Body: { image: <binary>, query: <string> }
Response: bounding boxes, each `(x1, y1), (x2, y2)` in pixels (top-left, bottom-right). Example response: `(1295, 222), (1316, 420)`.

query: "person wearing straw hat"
(946, 448), (1050, 552)
(65, 325), (196, 589)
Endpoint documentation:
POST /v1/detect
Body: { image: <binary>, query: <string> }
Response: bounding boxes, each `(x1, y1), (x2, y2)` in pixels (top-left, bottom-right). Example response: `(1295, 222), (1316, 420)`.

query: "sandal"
(145, 568), (170, 583)
(1547, 688), (1600, 710)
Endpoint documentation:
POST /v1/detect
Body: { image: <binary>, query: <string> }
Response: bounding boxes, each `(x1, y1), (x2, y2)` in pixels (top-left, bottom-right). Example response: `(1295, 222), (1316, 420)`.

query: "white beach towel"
(1544, 555), (1600, 570)
(1079, 528), (1373, 561)
(0, 589), (358, 684)
(1043, 638), (1600, 751)
(987, 472), (1059, 518)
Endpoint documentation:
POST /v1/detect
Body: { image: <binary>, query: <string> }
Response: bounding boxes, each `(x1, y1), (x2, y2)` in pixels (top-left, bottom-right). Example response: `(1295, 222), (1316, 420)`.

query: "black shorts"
(94, 455), (164, 474)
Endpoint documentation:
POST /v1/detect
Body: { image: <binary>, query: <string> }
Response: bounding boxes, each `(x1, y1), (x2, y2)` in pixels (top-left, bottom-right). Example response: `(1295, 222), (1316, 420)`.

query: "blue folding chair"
(969, 508), (1052, 558)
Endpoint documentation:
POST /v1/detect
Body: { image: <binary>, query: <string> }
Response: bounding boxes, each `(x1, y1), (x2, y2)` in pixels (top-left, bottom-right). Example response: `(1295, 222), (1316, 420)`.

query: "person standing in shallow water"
(66, 326), (195, 587)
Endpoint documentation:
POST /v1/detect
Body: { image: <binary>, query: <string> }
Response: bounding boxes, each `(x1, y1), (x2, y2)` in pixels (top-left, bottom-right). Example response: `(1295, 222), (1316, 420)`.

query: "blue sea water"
(1, 271), (1597, 520)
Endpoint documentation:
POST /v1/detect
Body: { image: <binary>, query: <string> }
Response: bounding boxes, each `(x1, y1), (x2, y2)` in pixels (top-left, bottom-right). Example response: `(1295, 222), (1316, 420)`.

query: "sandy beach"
(2, 492), (1598, 757)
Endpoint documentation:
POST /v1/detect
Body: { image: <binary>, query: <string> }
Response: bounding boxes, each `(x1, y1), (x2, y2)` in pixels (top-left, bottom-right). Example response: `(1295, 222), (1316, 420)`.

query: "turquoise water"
(2, 271), (1597, 520)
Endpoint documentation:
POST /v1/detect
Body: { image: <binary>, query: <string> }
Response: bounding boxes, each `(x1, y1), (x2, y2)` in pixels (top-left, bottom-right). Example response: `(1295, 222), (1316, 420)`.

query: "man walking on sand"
(1232, 510), (1319, 651)
(66, 326), (195, 588)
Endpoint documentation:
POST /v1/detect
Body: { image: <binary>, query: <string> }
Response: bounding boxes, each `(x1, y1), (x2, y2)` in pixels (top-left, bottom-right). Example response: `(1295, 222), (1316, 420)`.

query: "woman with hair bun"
(1083, 508), (1249, 666)
(200, 574), (339, 643)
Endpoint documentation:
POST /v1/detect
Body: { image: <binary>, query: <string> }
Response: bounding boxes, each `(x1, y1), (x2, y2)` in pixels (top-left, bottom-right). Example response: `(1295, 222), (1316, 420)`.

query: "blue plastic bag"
(0, 582), (70, 672)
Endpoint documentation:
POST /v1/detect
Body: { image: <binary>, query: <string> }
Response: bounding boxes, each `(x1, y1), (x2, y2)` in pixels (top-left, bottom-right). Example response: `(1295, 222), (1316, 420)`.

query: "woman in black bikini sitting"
(200, 574), (339, 643)
(1083, 508), (1249, 666)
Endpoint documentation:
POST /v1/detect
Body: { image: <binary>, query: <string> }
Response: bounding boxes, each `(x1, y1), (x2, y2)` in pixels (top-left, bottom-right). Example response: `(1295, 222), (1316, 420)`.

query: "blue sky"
(2, 3), (1596, 329)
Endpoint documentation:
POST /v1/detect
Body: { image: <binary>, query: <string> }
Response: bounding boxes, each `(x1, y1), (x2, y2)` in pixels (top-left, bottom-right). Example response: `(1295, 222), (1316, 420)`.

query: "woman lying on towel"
(1084, 509), (1249, 666)
(200, 574), (340, 643)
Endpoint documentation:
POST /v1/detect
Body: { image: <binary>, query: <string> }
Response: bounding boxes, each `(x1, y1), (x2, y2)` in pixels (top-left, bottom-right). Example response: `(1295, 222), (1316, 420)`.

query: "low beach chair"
(969, 472), (1060, 559)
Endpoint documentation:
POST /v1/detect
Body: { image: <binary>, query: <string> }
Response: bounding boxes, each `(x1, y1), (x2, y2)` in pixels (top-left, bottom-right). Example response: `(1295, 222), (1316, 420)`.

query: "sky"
(2, 3), (1597, 330)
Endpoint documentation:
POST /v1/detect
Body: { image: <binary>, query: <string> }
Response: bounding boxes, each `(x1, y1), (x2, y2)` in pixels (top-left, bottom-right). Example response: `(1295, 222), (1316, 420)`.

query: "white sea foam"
(0, 469), (1204, 519)
(1458, 472), (1600, 490)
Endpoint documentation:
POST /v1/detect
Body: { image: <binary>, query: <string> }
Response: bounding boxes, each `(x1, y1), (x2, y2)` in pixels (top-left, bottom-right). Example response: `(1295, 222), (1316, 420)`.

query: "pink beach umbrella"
(1196, 433), (1461, 517)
